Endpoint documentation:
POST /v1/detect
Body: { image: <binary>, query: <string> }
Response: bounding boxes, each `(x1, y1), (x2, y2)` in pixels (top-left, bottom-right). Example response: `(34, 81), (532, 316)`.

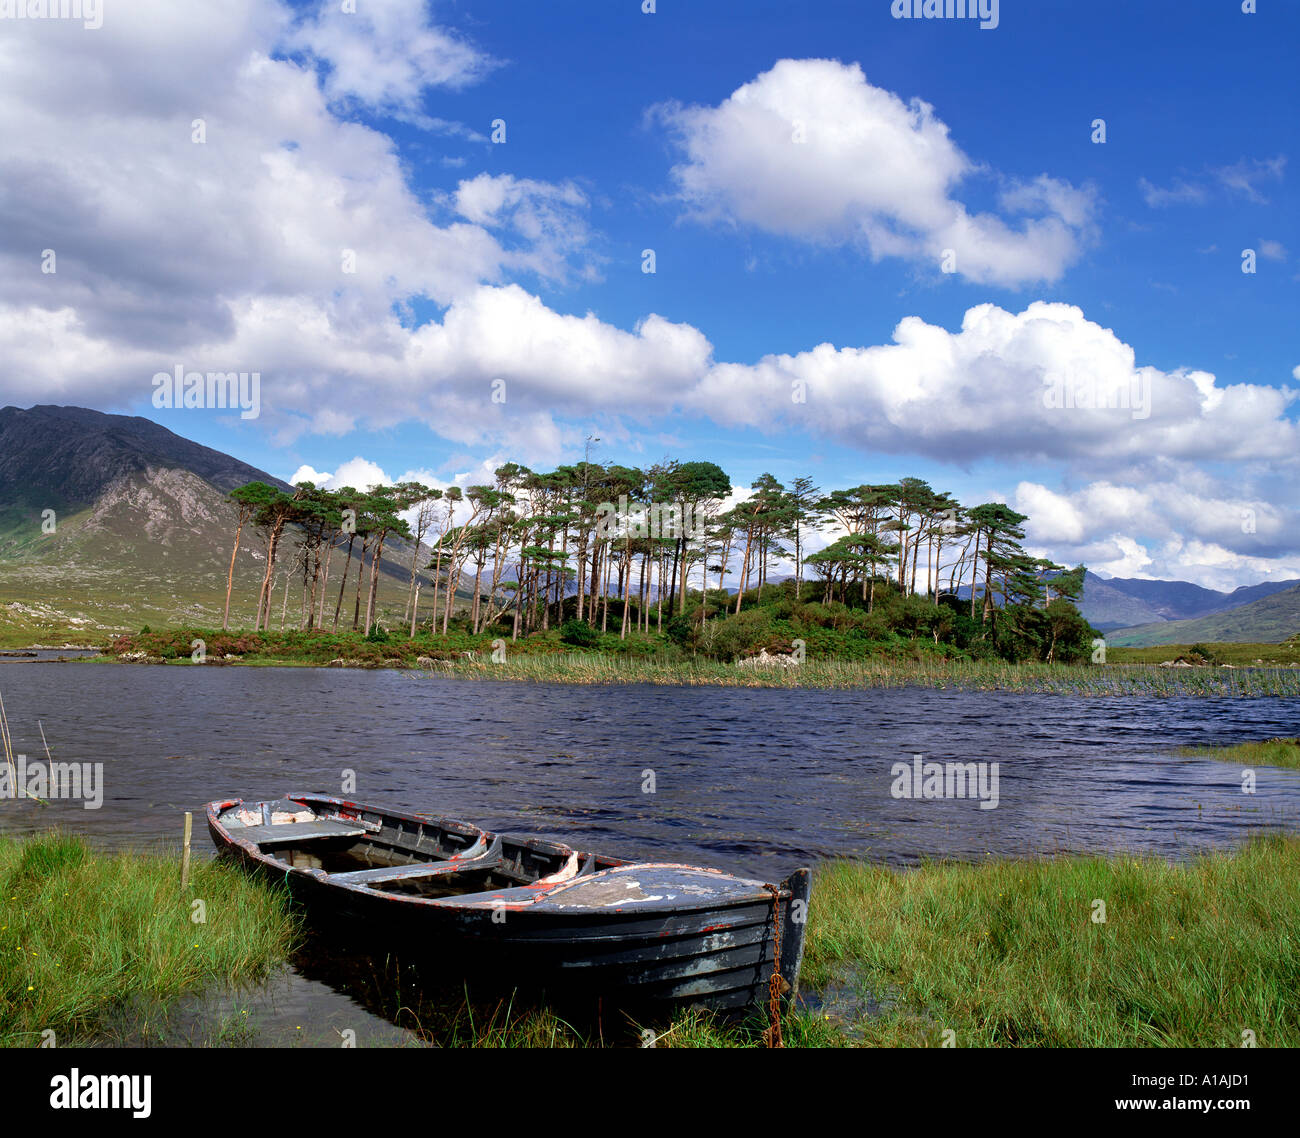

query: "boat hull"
(206, 795), (810, 1017)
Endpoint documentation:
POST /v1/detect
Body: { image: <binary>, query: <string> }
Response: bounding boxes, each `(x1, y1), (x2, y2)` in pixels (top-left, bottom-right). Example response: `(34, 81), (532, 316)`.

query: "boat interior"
(217, 796), (627, 899)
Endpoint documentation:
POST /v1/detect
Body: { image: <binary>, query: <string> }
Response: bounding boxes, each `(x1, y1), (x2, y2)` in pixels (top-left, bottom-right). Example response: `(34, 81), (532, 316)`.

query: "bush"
(559, 619), (601, 648)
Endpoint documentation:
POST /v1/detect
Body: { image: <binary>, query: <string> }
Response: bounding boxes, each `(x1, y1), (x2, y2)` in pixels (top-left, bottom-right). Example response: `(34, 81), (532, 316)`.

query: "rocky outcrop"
(736, 647), (803, 669)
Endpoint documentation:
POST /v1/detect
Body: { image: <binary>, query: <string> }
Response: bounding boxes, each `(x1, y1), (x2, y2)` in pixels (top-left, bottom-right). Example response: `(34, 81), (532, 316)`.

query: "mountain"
(1078, 571), (1300, 633)
(0, 404), (290, 526)
(0, 405), (445, 642)
(1106, 584), (1300, 646)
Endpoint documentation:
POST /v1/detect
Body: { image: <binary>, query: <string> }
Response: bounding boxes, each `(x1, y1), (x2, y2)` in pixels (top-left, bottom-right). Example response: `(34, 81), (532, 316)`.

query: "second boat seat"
(329, 835), (504, 886)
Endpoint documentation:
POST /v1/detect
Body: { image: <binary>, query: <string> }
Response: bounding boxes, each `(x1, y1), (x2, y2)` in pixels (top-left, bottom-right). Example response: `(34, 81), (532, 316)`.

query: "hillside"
(0, 405), (289, 527)
(0, 406), (455, 643)
(1107, 584), (1300, 646)
(1079, 571), (1299, 632)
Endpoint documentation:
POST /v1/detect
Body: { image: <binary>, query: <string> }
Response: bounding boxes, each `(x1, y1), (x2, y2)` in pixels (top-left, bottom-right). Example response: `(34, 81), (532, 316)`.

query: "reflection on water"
(2, 660), (1298, 1044)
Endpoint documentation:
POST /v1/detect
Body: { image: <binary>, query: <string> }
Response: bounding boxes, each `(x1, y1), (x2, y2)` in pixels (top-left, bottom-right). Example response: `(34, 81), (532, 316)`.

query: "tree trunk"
(353, 535), (371, 631)
(333, 534), (354, 632)
(316, 541), (333, 628)
(365, 534), (386, 636)
(223, 515), (245, 631)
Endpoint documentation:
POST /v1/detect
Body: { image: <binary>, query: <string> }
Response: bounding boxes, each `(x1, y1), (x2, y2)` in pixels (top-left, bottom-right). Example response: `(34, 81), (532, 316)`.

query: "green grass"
(1108, 642), (1300, 666)
(1175, 737), (1300, 771)
(0, 833), (300, 1047)
(797, 836), (1300, 1047)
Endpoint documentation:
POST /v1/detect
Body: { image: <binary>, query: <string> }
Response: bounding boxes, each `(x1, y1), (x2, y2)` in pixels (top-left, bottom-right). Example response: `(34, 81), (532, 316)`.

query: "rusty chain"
(762, 882), (787, 1048)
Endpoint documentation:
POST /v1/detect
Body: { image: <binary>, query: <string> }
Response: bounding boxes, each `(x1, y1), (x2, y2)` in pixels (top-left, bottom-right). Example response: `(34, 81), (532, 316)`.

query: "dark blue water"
(2, 661), (1298, 875)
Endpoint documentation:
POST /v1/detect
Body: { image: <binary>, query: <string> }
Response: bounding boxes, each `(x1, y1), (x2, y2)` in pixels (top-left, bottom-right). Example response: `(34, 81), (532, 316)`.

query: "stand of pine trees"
(221, 464), (1095, 663)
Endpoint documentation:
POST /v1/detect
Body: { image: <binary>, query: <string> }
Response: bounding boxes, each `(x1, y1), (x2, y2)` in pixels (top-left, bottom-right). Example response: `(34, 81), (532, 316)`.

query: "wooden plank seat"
(238, 819), (369, 845)
(330, 836), (503, 886)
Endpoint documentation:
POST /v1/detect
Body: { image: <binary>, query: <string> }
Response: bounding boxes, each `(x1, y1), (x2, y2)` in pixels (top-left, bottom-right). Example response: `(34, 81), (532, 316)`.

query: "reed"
(428, 653), (1300, 698)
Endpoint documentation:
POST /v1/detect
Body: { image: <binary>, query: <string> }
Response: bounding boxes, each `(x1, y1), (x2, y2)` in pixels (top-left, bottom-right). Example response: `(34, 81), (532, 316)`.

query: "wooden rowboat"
(205, 793), (810, 1015)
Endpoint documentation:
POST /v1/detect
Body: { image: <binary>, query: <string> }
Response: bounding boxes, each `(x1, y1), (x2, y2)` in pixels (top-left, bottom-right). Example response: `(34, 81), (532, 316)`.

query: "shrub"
(559, 619), (601, 648)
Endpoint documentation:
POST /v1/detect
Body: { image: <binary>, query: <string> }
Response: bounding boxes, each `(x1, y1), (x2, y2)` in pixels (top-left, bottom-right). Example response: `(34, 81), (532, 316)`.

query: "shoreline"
(60, 649), (1300, 697)
(5, 831), (1296, 1047)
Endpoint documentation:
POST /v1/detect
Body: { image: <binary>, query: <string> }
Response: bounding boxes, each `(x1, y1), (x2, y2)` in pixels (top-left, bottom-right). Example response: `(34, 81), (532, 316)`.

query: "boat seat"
(238, 820), (369, 845)
(537, 850), (580, 884)
(329, 835), (503, 886)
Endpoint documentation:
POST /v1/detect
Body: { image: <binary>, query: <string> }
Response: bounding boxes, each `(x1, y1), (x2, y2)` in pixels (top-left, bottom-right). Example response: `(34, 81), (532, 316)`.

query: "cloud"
(1138, 176), (1208, 207)
(448, 173), (603, 284)
(687, 301), (1300, 467)
(0, 0), (601, 437)
(653, 58), (1096, 287)
(284, 0), (498, 122)
(1139, 155), (1287, 209)
(1214, 155), (1285, 203)
(1258, 239), (1287, 262)
(1, 8), (1296, 583)
(1012, 478), (1300, 588)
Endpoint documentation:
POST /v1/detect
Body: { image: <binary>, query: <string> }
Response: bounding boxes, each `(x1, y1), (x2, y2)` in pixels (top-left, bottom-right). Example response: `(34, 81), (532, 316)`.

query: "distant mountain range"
(1078, 571), (1300, 636)
(0, 405), (1295, 645)
(1100, 583), (1300, 647)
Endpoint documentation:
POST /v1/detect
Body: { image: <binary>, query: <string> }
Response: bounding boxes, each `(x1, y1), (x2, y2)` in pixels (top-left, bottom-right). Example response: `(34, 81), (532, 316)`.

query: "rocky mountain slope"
(0, 406), (443, 641)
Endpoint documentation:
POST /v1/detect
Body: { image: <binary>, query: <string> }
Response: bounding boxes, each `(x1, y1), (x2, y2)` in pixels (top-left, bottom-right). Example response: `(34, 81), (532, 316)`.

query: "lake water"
(3, 658), (1297, 1044)
(2, 658), (1299, 869)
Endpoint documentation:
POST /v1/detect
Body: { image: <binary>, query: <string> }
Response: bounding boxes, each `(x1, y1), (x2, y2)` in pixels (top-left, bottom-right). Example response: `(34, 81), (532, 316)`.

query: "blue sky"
(2, 0), (1296, 587)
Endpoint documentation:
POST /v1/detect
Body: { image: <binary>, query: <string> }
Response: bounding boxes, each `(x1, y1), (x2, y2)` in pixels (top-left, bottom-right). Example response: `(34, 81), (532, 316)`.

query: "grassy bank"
(4, 832), (1296, 1047)
(1176, 737), (1300, 771)
(795, 836), (1300, 1047)
(0, 833), (299, 1047)
(1108, 642), (1300, 666)
(91, 627), (1300, 696)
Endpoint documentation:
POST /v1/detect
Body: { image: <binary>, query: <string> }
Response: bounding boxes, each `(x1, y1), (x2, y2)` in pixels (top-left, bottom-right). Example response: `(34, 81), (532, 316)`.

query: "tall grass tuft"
(0, 833), (300, 1047)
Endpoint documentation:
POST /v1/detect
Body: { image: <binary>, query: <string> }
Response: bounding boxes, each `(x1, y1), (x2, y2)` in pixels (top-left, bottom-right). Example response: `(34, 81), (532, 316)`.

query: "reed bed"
(426, 653), (1300, 698)
(0, 833), (299, 1047)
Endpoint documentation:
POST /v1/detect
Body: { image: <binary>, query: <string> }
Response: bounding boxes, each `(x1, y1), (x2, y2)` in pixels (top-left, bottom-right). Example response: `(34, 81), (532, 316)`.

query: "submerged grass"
(0, 833), (299, 1047)
(1176, 737), (1300, 771)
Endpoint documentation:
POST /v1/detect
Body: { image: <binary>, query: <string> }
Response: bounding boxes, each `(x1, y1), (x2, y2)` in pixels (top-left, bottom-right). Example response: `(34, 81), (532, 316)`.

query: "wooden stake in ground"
(180, 811), (193, 891)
